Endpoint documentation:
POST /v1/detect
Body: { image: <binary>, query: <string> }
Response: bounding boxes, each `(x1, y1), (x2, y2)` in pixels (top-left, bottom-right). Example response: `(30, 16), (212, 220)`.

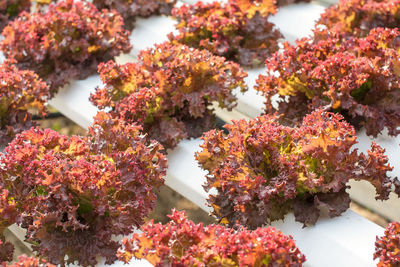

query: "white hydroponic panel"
(129, 16), (178, 57)
(234, 67), (267, 118)
(270, 2), (326, 43)
(48, 75), (101, 129)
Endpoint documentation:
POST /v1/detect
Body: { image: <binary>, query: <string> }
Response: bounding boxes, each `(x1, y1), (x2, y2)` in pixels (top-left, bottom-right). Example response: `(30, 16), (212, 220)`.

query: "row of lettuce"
(0, 0), (399, 266)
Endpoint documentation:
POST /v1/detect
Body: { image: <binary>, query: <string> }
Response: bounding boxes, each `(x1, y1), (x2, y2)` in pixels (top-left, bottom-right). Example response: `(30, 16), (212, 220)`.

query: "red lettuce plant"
(315, 0), (400, 38)
(196, 110), (397, 228)
(3, 255), (55, 267)
(92, 0), (176, 30)
(0, 0), (30, 31)
(0, 187), (19, 263)
(170, 0), (282, 67)
(0, 60), (50, 145)
(91, 41), (247, 149)
(256, 27), (400, 137)
(117, 209), (306, 266)
(0, 0), (132, 94)
(0, 112), (167, 266)
(374, 222), (400, 267)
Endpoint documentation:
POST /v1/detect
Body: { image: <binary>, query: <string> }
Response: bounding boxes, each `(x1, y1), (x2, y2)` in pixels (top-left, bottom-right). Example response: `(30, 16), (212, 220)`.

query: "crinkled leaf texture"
(91, 41), (247, 149)
(196, 110), (397, 228)
(315, 0), (400, 38)
(3, 255), (55, 267)
(0, 112), (167, 266)
(256, 27), (400, 137)
(117, 209), (306, 266)
(92, 0), (176, 30)
(0, 0), (132, 94)
(0, 60), (50, 146)
(0, 0), (30, 31)
(375, 222), (400, 267)
(170, 0), (282, 67)
(0, 187), (19, 263)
